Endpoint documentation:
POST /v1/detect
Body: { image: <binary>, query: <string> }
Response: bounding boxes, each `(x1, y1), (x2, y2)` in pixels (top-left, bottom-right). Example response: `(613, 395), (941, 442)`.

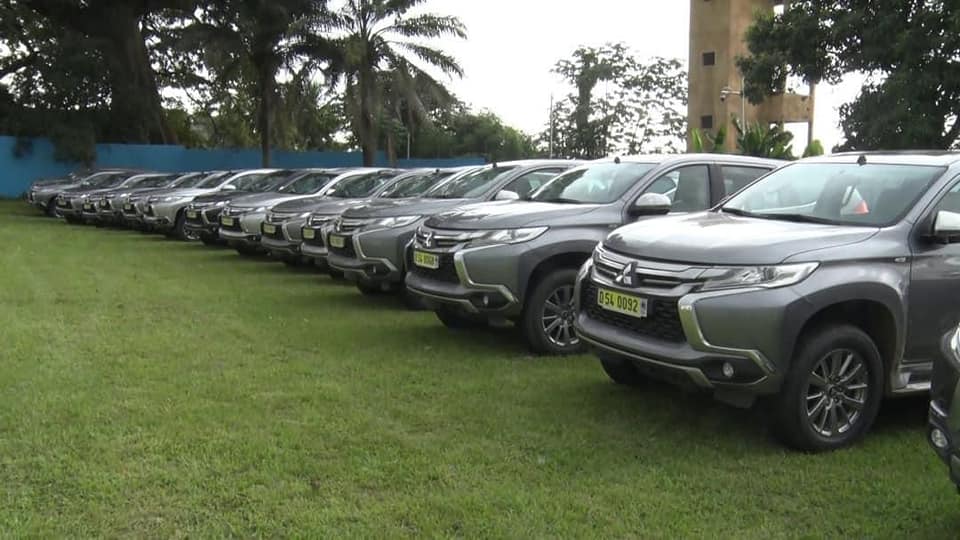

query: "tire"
(235, 245), (261, 257)
(44, 199), (58, 217)
(169, 211), (188, 240)
(599, 354), (645, 386)
(770, 324), (884, 452)
(64, 215), (82, 225)
(200, 234), (219, 246)
(356, 281), (385, 295)
(520, 267), (584, 355)
(328, 269), (345, 280)
(434, 307), (486, 329)
(401, 290), (427, 311)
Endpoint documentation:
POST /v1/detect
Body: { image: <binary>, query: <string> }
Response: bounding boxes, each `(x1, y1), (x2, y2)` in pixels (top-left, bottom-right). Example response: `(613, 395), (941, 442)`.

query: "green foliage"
(732, 117), (795, 160)
(413, 109), (535, 162)
(737, 1), (960, 150)
(689, 125), (727, 154)
(803, 140), (825, 158)
(545, 44), (687, 159)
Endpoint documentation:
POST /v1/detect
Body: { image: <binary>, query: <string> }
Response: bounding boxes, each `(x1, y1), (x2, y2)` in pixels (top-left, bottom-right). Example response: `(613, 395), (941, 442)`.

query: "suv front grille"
(581, 282), (685, 343)
(407, 250), (459, 283)
(414, 227), (481, 249)
(335, 217), (372, 233)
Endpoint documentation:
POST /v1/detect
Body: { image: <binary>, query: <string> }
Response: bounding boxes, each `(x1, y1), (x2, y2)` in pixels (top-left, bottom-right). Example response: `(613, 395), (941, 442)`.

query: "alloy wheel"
(804, 348), (869, 438)
(540, 285), (579, 348)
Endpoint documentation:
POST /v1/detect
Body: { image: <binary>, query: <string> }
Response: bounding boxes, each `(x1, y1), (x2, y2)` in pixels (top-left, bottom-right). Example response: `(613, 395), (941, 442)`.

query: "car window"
(279, 172), (339, 194)
(651, 165), (710, 212)
(721, 166), (770, 195)
(935, 183), (960, 215)
(722, 163), (945, 226)
(531, 163), (655, 204)
(379, 171), (453, 199)
(325, 172), (399, 198)
(172, 173), (207, 188)
(426, 166), (519, 199)
(135, 175), (177, 188)
(196, 172), (233, 188)
(502, 169), (565, 199)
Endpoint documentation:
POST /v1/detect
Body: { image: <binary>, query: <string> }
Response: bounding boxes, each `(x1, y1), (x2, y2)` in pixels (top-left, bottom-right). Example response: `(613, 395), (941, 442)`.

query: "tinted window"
(325, 172), (399, 198)
(722, 163), (945, 226)
(532, 163), (655, 204)
(659, 165), (711, 212)
(172, 173), (207, 188)
(196, 172), (233, 188)
(426, 166), (519, 199)
(380, 171), (453, 199)
(503, 169), (564, 199)
(133, 175), (177, 188)
(721, 166), (770, 195)
(277, 172), (339, 194)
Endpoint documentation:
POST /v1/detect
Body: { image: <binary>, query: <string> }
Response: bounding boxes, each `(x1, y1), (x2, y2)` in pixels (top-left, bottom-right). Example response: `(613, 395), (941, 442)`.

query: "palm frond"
(391, 41), (463, 77)
(380, 14), (467, 40)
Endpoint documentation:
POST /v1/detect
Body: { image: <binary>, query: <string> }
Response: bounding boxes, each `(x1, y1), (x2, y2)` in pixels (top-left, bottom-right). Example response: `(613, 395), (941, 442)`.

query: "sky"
(438, 0), (862, 153)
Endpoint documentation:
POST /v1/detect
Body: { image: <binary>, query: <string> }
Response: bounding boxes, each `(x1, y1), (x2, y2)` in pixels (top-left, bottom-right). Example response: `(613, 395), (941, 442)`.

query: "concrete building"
(688, 0), (814, 151)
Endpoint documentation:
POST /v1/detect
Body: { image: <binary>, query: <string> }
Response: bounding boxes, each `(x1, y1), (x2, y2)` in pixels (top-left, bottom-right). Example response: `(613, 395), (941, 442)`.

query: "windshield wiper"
(541, 197), (583, 204)
(719, 207), (760, 217)
(751, 212), (840, 225)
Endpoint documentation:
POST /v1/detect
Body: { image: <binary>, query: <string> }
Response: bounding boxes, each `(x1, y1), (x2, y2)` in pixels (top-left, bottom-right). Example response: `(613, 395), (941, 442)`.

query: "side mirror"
(221, 184), (237, 191)
(629, 193), (672, 216)
(932, 210), (960, 243)
(495, 190), (520, 201)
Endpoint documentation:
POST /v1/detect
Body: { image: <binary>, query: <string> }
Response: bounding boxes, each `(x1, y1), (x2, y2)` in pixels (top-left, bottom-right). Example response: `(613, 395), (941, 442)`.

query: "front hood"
(34, 182), (80, 193)
(145, 187), (211, 199)
(427, 201), (605, 229)
(227, 192), (308, 209)
(192, 191), (255, 205)
(343, 197), (470, 219)
(604, 212), (878, 265)
(275, 197), (371, 215)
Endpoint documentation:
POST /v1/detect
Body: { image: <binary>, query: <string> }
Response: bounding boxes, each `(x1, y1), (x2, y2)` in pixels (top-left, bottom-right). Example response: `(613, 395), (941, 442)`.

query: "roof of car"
(590, 154), (785, 166)
(810, 151), (960, 166)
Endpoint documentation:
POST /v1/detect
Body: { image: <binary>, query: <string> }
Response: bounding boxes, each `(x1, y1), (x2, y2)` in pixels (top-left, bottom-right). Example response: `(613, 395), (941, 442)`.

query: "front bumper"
(573, 257), (789, 396)
(143, 201), (187, 230)
(218, 211), (266, 247)
(929, 399), (960, 489)
(184, 206), (223, 236)
(326, 225), (415, 285)
(56, 197), (84, 218)
(403, 241), (525, 317)
(260, 217), (306, 258)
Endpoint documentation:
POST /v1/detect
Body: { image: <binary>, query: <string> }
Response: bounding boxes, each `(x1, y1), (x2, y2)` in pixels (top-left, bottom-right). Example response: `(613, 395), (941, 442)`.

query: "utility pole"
(548, 94), (555, 158)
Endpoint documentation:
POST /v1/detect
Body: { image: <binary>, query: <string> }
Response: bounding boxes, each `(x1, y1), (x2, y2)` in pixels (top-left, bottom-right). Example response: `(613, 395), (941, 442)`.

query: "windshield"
(531, 163), (655, 204)
(325, 171), (399, 198)
(721, 162), (945, 226)
(278, 172), (339, 195)
(425, 166), (518, 199)
(171, 173), (206, 188)
(250, 171), (296, 191)
(196, 171), (232, 189)
(132, 175), (176, 188)
(379, 171), (453, 199)
(85, 172), (128, 188)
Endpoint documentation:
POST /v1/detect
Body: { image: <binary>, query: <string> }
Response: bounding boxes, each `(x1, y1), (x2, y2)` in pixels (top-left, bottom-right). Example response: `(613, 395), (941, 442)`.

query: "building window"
(702, 52), (715, 66)
(700, 115), (713, 129)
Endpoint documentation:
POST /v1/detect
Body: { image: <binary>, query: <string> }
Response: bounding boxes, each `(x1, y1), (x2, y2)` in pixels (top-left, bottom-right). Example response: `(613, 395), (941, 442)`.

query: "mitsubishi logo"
(423, 231), (435, 248)
(614, 262), (637, 287)
(334, 219), (342, 233)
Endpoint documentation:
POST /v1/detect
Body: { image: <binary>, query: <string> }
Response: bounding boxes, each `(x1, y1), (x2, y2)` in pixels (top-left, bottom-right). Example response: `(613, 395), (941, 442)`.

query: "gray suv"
(929, 323), (960, 493)
(575, 152), (960, 451)
(325, 161), (576, 295)
(406, 155), (780, 354)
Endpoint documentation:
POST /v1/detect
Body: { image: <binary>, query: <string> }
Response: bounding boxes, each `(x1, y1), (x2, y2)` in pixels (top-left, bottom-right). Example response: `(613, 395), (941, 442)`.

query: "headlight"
(252, 206), (267, 213)
(159, 195), (189, 203)
(214, 200), (227, 207)
(948, 325), (960, 369)
(309, 214), (335, 227)
(700, 262), (819, 291)
(371, 215), (421, 228)
(469, 227), (548, 246)
(299, 212), (312, 219)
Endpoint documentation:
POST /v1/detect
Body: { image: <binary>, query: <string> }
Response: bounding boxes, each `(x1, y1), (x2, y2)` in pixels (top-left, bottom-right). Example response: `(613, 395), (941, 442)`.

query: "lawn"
(0, 200), (957, 538)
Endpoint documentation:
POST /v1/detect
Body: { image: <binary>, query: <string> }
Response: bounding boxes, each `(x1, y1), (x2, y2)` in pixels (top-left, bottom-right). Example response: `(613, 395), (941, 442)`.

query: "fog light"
(721, 362), (735, 379)
(482, 294), (490, 307)
(932, 428), (950, 450)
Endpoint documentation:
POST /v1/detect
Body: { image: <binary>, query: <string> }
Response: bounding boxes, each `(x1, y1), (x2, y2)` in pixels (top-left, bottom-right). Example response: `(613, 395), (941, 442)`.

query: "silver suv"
(575, 152), (960, 451)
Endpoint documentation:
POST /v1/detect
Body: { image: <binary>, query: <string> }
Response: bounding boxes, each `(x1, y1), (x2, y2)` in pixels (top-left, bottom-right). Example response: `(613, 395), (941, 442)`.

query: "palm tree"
(732, 117), (795, 160)
(324, 0), (466, 165)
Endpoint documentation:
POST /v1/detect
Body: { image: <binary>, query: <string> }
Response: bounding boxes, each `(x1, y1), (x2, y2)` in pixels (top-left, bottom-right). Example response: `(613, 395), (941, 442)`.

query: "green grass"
(0, 200), (957, 538)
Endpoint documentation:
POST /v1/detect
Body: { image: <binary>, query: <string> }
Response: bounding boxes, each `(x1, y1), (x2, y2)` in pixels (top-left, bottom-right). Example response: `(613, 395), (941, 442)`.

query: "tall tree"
(546, 44), (687, 159)
(185, 0), (336, 165)
(737, 1), (960, 150)
(324, 0), (466, 166)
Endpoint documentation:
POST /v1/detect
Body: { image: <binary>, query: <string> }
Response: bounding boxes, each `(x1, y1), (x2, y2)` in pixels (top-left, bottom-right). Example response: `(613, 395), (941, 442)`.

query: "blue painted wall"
(0, 136), (484, 197)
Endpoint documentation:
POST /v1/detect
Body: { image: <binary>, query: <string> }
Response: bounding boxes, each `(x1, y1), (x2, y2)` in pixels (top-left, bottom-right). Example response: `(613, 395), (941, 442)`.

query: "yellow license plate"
(83, 203), (94, 211)
(596, 288), (647, 318)
(413, 250), (440, 269)
(186, 210), (197, 219)
(302, 228), (315, 240)
(329, 234), (346, 248)
(221, 216), (235, 227)
(124, 204), (133, 211)
(263, 223), (276, 235)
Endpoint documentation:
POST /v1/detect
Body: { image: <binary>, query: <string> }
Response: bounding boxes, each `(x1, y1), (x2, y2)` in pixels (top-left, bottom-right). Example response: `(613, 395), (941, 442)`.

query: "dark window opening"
(702, 52), (715, 66)
(700, 115), (714, 129)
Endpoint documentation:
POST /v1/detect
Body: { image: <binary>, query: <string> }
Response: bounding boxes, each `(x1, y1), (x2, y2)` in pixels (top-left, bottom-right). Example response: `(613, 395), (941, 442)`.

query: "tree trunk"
(359, 68), (378, 166)
(385, 130), (396, 166)
(102, 6), (175, 145)
(258, 68), (272, 167)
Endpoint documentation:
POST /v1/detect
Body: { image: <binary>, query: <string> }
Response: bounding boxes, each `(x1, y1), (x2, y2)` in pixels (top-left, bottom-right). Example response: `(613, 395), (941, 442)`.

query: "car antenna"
(857, 154), (867, 166)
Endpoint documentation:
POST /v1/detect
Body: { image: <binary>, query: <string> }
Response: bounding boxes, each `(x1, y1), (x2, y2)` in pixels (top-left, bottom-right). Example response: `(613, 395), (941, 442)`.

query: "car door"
(623, 163), (713, 224)
(906, 178), (960, 363)
(717, 164), (774, 198)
